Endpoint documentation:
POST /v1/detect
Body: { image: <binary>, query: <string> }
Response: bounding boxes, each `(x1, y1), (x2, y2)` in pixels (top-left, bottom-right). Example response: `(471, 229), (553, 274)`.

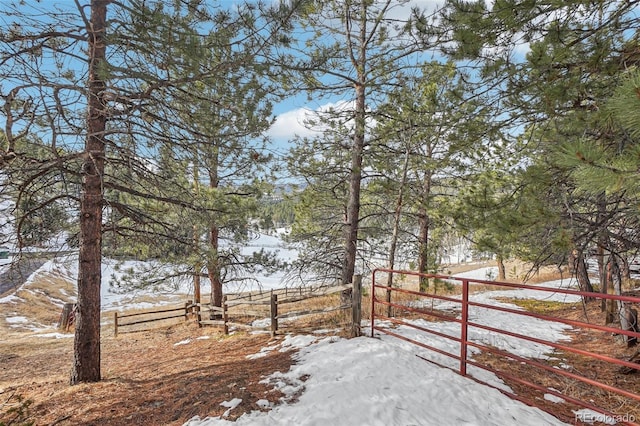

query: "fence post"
(184, 301), (189, 322)
(270, 291), (278, 337)
(59, 302), (75, 330)
(114, 312), (118, 338)
(223, 295), (229, 335)
(351, 275), (362, 337)
(189, 297), (201, 327)
(186, 299), (194, 321)
(460, 278), (469, 376)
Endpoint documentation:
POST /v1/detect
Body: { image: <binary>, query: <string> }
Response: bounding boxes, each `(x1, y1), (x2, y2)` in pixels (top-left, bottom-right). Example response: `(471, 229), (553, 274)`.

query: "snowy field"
(0, 230), (299, 313)
(182, 272), (591, 426)
(1, 234), (607, 425)
(185, 334), (569, 426)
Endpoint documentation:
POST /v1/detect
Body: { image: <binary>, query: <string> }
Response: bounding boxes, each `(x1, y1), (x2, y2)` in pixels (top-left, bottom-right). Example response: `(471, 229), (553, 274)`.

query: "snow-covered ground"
(184, 333), (570, 426)
(181, 272), (592, 426)
(1, 230), (299, 312)
(2, 236), (609, 425)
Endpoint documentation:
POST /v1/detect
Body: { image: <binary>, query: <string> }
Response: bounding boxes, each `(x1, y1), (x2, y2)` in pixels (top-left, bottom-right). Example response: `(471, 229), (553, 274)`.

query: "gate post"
(460, 278), (469, 376)
(371, 269), (378, 337)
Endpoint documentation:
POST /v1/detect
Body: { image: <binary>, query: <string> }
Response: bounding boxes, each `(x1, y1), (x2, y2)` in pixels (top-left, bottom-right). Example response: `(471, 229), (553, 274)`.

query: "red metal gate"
(370, 268), (640, 425)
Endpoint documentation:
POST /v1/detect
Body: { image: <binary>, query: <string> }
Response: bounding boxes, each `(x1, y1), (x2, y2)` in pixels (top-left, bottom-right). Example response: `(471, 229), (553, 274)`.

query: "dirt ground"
(3, 305), (639, 426)
(1, 262), (639, 425)
(473, 301), (640, 424)
(0, 325), (298, 425)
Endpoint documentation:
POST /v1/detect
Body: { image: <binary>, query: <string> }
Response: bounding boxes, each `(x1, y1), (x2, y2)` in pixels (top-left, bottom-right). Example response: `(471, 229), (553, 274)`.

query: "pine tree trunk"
(340, 84), (365, 285)
(417, 173), (432, 292)
(208, 224), (223, 319)
(621, 256), (631, 281)
(192, 167), (201, 318)
(208, 153), (223, 318)
(193, 225), (201, 324)
(611, 255), (633, 345)
(496, 255), (506, 281)
(598, 245), (609, 312)
(574, 249), (595, 302)
(71, 0), (107, 385)
(596, 197), (608, 310)
(568, 249), (577, 274)
(417, 212), (430, 291)
(386, 148), (410, 315)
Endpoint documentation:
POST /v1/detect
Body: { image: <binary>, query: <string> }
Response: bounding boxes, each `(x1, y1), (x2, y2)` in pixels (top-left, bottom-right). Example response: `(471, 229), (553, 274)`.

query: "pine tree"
(441, 0), (640, 315)
(275, 0), (441, 284)
(0, 0), (281, 383)
(106, 6), (277, 312)
(370, 62), (498, 286)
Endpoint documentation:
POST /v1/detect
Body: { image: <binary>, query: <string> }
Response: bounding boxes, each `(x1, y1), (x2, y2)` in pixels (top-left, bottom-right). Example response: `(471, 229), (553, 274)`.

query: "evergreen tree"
(370, 62), (497, 287)
(275, 0), (441, 284)
(105, 7), (277, 311)
(441, 0), (640, 318)
(0, 0), (281, 383)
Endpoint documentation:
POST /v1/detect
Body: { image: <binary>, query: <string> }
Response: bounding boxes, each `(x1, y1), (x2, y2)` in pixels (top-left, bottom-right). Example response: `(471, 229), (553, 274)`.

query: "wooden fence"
(112, 275), (363, 337)
(113, 301), (191, 337)
(196, 275), (363, 337)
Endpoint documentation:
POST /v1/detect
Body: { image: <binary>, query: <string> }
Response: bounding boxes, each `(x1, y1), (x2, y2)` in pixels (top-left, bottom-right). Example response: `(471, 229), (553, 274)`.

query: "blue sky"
(2, 0), (455, 154)
(263, 0), (450, 150)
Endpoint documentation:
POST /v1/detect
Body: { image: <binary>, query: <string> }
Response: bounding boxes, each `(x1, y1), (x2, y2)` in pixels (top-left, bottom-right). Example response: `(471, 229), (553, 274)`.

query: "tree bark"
(208, 224), (223, 319)
(208, 149), (223, 318)
(417, 174), (432, 292)
(611, 255), (634, 345)
(71, 0), (107, 385)
(386, 148), (410, 315)
(417, 212), (429, 291)
(341, 96), (364, 285)
(192, 164), (201, 323)
(598, 245), (610, 312)
(496, 255), (506, 281)
(340, 11), (366, 285)
(574, 248), (595, 302)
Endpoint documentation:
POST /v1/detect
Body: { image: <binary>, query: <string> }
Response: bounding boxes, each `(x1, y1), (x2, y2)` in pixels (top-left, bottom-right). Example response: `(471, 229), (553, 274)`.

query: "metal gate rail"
(370, 268), (640, 425)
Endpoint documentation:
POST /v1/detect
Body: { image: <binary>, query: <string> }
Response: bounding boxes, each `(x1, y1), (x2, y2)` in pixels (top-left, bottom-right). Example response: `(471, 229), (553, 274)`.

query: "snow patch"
(256, 400), (270, 409)
(0, 294), (22, 304)
(5, 316), (29, 324)
(544, 393), (566, 404)
(186, 335), (567, 426)
(30, 333), (73, 339)
(220, 398), (243, 418)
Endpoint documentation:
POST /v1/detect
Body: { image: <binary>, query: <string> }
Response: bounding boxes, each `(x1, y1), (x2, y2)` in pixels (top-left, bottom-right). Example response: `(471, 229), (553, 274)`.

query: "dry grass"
(0, 325), (297, 426)
(3, 263), (639, 425)
(1, 275), (75, 338)
(471, 301), (640, 424)
(1, 275), (352, 426)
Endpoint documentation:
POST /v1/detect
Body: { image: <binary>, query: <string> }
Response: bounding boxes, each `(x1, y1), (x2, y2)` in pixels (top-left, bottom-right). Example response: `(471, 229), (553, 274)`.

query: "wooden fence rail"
(114, 301), (190, 337)
(112, 275), (363, 338)
(196, 277), (363, 337)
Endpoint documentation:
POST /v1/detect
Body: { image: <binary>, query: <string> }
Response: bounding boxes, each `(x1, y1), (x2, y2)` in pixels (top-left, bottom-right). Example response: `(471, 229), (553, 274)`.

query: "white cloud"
(267, 100), (355, 141)
(267, 108), (319, 140)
